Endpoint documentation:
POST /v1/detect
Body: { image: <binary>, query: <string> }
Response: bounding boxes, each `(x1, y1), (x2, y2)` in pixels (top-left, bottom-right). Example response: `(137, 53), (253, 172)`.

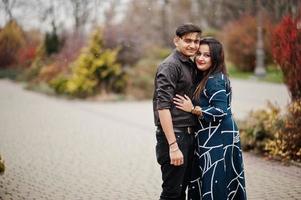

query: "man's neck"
(175, 49), (194, 63)
(175, 48), (189, 58)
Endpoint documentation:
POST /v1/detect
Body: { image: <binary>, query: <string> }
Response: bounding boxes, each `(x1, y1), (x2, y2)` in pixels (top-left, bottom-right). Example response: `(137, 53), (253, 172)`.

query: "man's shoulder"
(158, 51), (181, 70)
(161, 50), (186, 65)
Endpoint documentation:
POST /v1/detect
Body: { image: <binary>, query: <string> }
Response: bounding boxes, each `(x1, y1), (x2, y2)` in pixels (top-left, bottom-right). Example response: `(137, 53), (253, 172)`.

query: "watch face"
(193, 106), (202, 116)
(192, 106), (201, 115)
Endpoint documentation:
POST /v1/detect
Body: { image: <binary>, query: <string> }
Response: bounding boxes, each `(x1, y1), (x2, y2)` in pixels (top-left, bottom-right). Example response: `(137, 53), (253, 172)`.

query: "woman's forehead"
(199, 44), (210, 52)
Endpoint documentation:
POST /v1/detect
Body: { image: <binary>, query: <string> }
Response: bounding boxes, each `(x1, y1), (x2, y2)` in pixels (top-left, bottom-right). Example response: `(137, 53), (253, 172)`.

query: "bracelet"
(169, 140), (177, 147)
(170, 147), (179, 152)
(190, 106), (195, 113)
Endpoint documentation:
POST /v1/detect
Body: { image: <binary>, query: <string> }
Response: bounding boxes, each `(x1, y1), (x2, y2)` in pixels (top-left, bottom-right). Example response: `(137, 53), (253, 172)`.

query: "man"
(153, 23), (202, 200)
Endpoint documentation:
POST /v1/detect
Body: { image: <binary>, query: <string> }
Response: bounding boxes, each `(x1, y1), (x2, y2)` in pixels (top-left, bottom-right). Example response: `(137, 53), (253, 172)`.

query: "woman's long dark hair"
(193, 37), (228, 100)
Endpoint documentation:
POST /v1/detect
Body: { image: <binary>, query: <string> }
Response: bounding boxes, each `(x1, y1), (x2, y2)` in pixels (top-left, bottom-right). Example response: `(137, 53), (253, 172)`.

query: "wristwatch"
(191, 106), (203, 116)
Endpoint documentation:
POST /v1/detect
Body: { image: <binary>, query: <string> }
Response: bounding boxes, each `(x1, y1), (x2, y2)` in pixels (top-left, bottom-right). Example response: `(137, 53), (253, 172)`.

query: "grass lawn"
(0, 67), (23, 80)
(1, 63), (284, 86)
(227, 64), (284, 84)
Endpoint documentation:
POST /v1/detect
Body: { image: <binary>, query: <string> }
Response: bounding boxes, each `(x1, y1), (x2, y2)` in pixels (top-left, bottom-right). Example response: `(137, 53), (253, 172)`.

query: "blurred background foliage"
(1, 0), (299, 98)
(0, 0), (300, 162)
(239, 99), (301, 163)
(239, 13), (301, 163)
(50, 29), (126, 98)
(0, 154), (4, 174)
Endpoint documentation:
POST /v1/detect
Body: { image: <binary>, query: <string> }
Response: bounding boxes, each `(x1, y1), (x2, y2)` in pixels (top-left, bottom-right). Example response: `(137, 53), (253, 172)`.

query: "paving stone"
(0, 80), (299, 200)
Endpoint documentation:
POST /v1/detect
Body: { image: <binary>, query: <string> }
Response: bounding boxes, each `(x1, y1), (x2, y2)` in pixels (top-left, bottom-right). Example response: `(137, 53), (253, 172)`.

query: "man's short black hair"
(175, 23), (202, 38)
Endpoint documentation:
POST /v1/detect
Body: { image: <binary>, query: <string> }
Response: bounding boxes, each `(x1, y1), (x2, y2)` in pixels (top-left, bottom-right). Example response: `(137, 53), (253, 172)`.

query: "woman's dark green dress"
(188, 72), (247, 200)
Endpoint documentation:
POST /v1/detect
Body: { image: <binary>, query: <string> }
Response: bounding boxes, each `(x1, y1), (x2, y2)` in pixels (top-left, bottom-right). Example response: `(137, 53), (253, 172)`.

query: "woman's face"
(195, 44), (211, 71)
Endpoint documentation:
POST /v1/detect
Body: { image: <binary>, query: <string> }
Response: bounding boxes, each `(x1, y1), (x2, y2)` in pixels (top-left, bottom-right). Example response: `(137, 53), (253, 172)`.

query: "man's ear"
(173, 36), (180, 47)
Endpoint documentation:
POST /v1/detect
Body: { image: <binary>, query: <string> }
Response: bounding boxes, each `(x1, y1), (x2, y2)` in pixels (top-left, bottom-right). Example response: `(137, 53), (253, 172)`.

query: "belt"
(157, 126), (194, 134)
(174, 126), (194, 134)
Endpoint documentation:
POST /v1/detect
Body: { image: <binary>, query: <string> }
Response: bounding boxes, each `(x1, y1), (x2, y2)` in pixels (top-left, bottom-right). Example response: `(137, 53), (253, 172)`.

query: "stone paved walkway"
(0, 79), (300, 200)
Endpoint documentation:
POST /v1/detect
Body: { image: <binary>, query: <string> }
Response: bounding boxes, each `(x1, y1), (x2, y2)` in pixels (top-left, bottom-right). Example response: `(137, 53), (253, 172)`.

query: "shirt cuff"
(156, 101), (171, 110)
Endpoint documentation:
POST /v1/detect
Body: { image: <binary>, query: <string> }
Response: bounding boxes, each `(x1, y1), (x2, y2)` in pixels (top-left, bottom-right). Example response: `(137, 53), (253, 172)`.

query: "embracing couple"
(153, 23), (247, 200)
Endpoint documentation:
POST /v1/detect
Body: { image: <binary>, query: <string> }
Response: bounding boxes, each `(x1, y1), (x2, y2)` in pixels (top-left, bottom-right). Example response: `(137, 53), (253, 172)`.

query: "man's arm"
(158, 109), (183, 166)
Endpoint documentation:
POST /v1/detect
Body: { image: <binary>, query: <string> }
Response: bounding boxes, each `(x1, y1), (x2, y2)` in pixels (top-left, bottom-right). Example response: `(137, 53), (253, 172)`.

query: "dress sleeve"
(200, 77), (228, 122)
(155, 63), (180, 110)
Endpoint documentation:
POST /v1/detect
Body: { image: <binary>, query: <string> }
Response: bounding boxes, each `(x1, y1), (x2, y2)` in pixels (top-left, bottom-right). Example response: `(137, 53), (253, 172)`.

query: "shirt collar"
(174, 49), (194, 63)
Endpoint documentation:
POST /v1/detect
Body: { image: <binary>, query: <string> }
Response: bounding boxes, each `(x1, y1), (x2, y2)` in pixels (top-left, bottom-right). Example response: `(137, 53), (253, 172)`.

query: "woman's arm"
(198, 77), (228, 122)
(173, 76), (229, 122)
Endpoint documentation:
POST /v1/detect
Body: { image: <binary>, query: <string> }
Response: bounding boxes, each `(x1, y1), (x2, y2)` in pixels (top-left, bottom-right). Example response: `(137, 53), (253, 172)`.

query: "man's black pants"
(155, 127), (195, 200)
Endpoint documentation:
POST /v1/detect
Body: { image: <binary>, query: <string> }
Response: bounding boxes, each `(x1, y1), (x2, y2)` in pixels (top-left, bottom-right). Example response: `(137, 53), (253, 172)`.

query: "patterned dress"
(188, 72), (247, 200)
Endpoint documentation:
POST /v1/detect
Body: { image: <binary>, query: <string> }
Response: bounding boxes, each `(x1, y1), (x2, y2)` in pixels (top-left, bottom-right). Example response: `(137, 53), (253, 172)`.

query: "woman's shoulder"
(207, 72), (228, 84)
(205, 72), (231, 93)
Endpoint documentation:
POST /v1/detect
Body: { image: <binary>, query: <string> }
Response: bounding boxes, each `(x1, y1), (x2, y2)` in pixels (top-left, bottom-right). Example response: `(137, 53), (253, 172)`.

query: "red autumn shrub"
(18, 45), (37, 67)
(271, 14), (301, 100)
(222, 14), (273, 72)
(17, 30), (42, 68)
(261, 11), (301, 162)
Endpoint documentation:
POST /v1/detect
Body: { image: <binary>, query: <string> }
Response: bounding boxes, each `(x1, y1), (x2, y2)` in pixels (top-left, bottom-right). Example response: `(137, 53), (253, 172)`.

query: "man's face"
(174, 32), (200, 57)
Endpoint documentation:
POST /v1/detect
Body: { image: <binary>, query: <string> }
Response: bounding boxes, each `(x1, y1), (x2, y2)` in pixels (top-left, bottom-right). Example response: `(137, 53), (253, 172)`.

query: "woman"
(173, 37), (247, 200)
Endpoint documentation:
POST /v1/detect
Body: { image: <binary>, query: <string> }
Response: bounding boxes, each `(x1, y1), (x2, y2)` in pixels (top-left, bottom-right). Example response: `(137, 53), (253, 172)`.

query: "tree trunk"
(2, 0), (14, 21)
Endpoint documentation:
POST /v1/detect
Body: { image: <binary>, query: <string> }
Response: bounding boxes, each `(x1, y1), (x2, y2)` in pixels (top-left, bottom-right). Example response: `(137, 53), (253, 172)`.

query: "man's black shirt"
(153, 49), (197, 127)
